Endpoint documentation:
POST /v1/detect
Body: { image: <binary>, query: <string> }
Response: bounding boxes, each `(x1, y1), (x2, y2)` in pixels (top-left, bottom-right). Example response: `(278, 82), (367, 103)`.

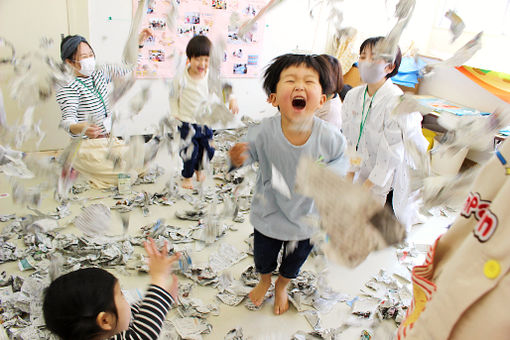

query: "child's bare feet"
(182, 177), (193, 189)
(195, 170), (206, 182)
(249, 274), (271, 307)
(274, 276), (290, 315)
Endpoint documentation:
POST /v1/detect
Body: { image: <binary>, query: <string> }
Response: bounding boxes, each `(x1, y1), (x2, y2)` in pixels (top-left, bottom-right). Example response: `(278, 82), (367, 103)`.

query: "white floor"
(0, 151), (454, 340)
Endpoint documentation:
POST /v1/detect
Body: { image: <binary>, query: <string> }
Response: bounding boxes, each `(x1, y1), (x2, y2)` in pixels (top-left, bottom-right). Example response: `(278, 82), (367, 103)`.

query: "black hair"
(185, 35), (212, 59)
(318, 54), (344, 96)
(43, 267), (118, 340)
(359, 36), (402, 79)
(60, 35), (95, 62)
(262, 53), (333, 96)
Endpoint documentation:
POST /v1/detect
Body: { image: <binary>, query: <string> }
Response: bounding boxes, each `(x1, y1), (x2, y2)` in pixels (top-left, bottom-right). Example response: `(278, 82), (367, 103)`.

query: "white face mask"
(78, 57), (96, 77)
(358, 61), (389, 84)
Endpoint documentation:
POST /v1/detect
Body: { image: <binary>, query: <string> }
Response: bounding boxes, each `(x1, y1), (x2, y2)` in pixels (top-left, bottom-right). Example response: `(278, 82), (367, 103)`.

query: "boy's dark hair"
(60, 35), (94, 62)
(43, 268), (118, 340)
(359, 36), (402, 79)
(318, 54), (344, 96)
(262, 54), (333, 96)
(186, 35), (212, 59)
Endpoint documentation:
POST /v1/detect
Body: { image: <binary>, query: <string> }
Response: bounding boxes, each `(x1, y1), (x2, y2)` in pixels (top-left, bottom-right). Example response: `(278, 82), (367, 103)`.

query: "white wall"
(0, 0), (89, 151)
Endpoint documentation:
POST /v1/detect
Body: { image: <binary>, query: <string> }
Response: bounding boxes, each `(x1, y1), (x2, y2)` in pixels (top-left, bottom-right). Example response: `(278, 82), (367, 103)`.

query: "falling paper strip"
(74, 203), (112, 237)
(445, 10), (465, 43)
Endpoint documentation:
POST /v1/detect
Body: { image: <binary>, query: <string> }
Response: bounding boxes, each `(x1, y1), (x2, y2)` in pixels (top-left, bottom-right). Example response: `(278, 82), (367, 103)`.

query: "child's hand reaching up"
(229, 142), (249, 168)
(144, 238), (180, 301)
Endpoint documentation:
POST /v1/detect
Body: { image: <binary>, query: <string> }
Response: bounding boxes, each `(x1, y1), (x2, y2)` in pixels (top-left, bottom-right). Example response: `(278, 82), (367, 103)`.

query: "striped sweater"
(56, 64), (131, 137)
(112, 284), (174, 340)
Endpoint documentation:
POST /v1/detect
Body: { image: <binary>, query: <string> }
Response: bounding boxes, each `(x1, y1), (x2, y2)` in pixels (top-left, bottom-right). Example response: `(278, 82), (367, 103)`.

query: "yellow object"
(484, 259), (501, 279)
(350, 157), (361, 166)
(422, 128), (436, 151)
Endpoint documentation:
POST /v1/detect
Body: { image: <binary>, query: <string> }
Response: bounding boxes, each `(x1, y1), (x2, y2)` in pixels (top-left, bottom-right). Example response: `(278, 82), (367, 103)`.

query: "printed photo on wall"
(227, 25), (241, 43)
(149, 18), (167, 30)
(143, 34), (156, 46)
(149, 49), (165, 62)
(243, 4), (257, 16)
(233, 63), (247, 74)
(136, 63), (158, 77)
(242, 29), (256, 43)
(212, 0), (227, 9)
(247, 54), (258, 65)
(177, 25), (210, 37)
(147, 5), (154, 14)
(184, 12), (200, 24)
(232, 48), (243, 58)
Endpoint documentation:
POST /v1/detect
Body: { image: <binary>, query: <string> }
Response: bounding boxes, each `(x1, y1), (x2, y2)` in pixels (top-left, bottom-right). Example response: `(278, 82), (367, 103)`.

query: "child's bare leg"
(274, 275), (290, 315)
(249, 273), (272, 306)
(181, 177), (193, 189)
(195, 170), (206, 182)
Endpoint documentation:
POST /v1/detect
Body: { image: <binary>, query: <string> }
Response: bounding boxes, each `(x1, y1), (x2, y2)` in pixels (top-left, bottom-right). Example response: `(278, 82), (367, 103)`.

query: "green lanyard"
(356, 86), (377, 151)
(76, 78), (108, 117)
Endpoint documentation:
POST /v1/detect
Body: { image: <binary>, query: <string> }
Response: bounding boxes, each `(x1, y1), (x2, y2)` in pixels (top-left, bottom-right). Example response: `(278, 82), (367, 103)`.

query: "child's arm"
(111, 285), (174, 340)
(112, 239), (179, 340)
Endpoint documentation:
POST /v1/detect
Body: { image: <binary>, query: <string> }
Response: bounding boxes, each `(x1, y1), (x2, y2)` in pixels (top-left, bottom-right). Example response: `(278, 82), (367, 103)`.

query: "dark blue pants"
(253, 229), (313, 279)
(179, 122), (215, 178)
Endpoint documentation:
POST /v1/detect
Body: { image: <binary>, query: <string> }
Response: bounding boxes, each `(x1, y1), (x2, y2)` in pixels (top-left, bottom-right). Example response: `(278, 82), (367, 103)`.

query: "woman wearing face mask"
(55, 32), (151, 189)
(341, 36), (426, 229)
(57, 32), (150, 138)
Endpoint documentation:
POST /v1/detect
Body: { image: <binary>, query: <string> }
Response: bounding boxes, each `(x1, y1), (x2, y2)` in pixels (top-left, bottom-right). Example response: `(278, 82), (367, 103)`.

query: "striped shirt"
(56, 64), (131, 137)
(112, 284), (174, 340)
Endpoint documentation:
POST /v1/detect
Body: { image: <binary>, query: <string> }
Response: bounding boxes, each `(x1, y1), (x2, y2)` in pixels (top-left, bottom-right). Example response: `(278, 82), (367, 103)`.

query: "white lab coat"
(341, 79), (426, 229)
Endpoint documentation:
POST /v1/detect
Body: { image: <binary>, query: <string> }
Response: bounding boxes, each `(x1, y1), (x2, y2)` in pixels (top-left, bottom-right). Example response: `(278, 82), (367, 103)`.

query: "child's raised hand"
(229, 142), (249, 168)
(143, 238), (180, 296)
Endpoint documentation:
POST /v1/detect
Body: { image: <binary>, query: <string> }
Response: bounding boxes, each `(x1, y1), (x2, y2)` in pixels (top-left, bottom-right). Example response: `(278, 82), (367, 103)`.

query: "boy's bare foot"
(249, 275), (271, 307)
(182, 177), (193, 189)
(274, 276), (290, 315)
(196, 171), (206, 182)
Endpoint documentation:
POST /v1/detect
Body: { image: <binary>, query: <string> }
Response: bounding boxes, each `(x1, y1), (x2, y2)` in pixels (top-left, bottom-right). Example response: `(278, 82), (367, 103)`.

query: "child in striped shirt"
(42, 239), (179, 340)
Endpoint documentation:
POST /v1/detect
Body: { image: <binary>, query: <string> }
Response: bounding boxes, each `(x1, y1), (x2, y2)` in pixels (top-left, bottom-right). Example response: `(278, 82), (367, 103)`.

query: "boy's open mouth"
(292, 97), (306, 109)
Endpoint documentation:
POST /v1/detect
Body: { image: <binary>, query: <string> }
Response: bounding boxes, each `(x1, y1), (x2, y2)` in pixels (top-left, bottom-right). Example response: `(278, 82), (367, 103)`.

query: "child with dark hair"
(229, 53), (348, 315)
(171, 35), (239, 189)
(341, 36), (424, 229)
(43, 239), (179, 340)
(314, 54), (343, 130)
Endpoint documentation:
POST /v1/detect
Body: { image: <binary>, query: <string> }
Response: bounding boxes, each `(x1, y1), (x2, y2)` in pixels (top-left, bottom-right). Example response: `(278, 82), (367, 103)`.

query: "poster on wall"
(134, 0), (268, 78)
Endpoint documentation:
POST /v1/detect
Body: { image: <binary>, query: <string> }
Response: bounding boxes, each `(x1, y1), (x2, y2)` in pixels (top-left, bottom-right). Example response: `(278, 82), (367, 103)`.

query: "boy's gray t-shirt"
(245, 114), (348, 241)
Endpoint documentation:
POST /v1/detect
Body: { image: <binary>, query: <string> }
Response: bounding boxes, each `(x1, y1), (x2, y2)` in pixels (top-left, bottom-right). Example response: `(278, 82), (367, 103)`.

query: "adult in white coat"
(341, 36), (425, 229)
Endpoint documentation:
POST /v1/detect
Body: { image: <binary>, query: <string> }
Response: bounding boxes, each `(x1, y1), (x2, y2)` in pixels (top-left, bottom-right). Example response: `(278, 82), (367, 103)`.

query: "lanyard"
(356, 86), (377, 151)
(76, 77), (108, 117)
